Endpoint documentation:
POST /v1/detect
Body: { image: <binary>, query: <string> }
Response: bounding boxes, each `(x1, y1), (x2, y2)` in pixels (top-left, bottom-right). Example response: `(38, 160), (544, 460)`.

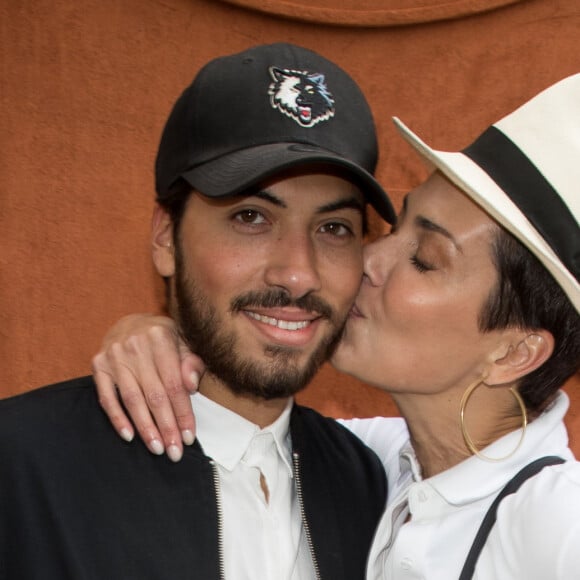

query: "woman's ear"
(151, 205), (175, 277)
(486, 330), (555, 386)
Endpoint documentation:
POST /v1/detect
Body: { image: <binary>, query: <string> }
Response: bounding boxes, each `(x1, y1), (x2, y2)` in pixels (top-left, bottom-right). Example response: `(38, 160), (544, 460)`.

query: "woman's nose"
(363, 234), (393, 286)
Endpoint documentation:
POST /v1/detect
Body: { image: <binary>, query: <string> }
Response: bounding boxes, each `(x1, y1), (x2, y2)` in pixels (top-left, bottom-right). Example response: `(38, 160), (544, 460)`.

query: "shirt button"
(400, 557), (413, 570)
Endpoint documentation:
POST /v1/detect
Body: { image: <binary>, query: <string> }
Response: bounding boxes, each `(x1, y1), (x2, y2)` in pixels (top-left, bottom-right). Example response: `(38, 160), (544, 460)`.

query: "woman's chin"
(330, 341), (358, 376)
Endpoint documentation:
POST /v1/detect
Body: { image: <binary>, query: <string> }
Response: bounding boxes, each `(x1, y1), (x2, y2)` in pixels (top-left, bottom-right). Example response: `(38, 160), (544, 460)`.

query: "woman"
(93, 74), (580, 578)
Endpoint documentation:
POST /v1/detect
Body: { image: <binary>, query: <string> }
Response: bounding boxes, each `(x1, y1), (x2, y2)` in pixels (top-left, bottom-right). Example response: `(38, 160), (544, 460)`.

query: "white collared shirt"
(192, 393), (316, 580)
(342, 391), (580, 580)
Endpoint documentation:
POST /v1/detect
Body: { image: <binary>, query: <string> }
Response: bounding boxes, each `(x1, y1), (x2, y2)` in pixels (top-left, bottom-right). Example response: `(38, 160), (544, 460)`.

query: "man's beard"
(173, 249), (347, 400)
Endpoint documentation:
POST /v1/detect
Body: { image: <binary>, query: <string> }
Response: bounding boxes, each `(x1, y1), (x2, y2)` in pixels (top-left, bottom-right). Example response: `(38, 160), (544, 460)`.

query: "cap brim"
(393, 117), (580, 313)
(181, 142), (396, 224)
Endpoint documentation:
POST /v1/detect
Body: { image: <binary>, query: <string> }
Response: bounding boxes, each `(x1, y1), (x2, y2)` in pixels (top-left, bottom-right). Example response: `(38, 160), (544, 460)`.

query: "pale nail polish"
(182, 429), (194, 446)
(150, 439), (164, 455)
(120, 428), (134, 442)
(190, 371), (199, 389)
(167, 445), (182, 463)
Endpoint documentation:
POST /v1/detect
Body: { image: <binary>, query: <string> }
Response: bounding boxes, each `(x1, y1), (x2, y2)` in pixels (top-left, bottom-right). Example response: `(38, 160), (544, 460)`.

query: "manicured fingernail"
(190, 371), (200, 389)
(150, 439), (164, 455)
(167, 445), (183, 463)
(182, 429), (194, 446)
(120, 428), (134, 442)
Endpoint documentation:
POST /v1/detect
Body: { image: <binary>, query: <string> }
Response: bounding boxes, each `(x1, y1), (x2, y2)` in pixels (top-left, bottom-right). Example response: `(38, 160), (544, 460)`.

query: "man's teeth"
(247, 312), (310, 331)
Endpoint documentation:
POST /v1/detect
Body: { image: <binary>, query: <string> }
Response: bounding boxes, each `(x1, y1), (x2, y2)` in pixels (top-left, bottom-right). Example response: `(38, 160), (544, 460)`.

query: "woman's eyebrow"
(414, 214), (463, 252)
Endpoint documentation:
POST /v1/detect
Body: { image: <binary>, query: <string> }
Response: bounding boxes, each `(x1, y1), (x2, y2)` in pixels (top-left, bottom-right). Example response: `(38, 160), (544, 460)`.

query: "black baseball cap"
(155, 43), (395, 223)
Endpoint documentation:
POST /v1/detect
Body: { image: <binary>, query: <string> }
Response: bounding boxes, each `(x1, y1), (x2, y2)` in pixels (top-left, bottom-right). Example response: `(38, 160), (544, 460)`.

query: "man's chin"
(220, 365), (312, 400)
(213, 341), (329, 399)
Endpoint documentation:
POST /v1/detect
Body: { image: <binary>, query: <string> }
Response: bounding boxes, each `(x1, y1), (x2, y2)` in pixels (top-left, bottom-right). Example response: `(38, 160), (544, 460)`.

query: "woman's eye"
(410, 254), (435, 273)
(320, 222), (352, 237)
(234, 209), (266, 225)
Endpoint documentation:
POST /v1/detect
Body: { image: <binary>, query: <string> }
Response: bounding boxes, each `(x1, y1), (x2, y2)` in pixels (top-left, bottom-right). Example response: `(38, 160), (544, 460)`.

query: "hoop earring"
(460, 380), (528, 462)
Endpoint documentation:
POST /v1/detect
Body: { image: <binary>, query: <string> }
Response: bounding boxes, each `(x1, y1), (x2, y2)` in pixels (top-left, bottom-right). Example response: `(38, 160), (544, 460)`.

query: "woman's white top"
(341, 391), (580, 580)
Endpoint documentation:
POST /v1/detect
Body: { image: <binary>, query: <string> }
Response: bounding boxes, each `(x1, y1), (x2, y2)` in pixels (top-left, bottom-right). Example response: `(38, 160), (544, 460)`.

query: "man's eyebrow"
(247, 190), (365, 215)
(316, 196), (365, 215)
(251, 190), (287, 208)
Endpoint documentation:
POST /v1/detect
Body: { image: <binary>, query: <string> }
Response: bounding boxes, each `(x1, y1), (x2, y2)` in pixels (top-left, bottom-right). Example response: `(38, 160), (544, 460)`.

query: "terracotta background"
(1, 0), (579, 452)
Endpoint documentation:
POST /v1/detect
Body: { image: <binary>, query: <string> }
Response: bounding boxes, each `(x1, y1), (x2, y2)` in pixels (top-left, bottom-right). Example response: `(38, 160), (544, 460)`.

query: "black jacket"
(0, 376), (387, 580)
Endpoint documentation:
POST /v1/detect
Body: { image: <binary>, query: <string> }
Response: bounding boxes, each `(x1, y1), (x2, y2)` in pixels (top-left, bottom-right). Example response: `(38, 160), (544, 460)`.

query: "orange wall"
(1, 0), (578, 451)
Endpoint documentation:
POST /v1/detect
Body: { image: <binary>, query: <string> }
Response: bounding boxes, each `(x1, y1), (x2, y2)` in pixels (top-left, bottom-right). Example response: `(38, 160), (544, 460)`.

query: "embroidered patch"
(268, 67), (335, 128)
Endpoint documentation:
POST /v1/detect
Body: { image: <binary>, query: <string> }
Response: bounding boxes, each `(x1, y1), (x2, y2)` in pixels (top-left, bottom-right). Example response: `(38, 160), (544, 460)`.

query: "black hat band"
(463, 126), (580, 281)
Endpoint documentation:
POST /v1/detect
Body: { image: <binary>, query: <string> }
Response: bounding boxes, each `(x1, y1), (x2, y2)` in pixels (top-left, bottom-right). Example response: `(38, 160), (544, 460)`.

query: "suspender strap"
(458, 456), (565, 580)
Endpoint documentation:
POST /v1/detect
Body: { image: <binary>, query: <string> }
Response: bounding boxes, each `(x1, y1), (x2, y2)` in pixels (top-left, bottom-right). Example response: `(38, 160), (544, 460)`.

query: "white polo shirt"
(342, 391), (580, 580)
(192, 393), (316, 580)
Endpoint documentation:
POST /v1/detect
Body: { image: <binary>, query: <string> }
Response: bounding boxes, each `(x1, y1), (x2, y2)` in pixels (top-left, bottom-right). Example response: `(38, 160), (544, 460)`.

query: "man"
(0, 43), (393, 579)
(94, 72), (580, 580)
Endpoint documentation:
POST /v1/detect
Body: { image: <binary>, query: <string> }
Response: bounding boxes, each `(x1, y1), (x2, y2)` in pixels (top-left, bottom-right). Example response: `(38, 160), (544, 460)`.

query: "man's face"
(159, 172), (365, 400)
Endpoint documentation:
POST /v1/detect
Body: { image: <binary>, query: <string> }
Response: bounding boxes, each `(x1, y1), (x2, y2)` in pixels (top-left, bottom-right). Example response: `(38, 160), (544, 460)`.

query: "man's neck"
(198, 375), (291, 428)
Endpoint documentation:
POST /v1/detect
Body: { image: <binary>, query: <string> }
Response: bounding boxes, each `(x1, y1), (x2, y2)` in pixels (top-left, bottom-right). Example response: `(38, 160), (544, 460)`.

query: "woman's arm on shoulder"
(92, 315), (409, 471)
(92, 313), (205, 461)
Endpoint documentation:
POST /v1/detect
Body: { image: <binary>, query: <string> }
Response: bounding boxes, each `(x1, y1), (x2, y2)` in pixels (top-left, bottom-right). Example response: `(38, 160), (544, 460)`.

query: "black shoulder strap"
(458, 455), (565, 580)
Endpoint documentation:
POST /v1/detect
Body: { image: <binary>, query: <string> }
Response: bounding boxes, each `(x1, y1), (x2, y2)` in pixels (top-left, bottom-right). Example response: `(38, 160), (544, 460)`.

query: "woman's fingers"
(92, 360), (135, 443)
(92, 314), (201, 461)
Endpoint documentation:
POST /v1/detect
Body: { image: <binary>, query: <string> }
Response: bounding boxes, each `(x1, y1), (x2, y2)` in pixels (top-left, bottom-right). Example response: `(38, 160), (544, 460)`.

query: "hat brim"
(180, 142), (396, 224)
(393, 117), (580, 313)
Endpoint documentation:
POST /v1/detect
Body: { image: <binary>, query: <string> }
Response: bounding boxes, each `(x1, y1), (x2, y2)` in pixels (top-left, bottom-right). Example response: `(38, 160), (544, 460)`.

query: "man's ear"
(486, 330), (555, 386)
(151, 204), (175, 277)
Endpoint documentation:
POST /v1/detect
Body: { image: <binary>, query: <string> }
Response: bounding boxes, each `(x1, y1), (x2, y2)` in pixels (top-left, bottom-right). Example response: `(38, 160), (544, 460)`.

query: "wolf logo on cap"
(268, 67), (335, 128)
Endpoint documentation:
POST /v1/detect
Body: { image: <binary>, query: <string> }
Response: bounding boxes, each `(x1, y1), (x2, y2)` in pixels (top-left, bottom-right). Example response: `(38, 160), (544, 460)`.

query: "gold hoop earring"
(460, 381), (527, 462)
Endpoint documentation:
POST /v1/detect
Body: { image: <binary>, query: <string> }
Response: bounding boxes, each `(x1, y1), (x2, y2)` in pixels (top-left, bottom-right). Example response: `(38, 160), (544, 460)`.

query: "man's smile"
(245, 311), (311, 331)
(242, 307), (324, 347)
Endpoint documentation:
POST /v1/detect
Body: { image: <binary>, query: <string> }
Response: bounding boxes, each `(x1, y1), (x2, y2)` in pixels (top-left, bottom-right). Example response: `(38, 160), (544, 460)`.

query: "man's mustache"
(231, 290), (334, 320)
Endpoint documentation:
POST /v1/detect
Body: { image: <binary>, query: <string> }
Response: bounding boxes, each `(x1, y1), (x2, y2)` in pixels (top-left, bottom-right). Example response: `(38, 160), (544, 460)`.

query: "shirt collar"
(191, 392), (294, 477)
(399, 391), (572, 506)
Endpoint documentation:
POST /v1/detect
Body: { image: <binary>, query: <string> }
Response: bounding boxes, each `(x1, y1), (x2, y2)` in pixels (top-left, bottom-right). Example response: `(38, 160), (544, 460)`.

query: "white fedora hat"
(393, 73), (580, 313)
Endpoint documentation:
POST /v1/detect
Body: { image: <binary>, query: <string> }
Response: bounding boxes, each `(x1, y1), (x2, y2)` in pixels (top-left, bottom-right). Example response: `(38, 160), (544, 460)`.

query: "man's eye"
(234, 209), (266, 225)
(320, 222), (352, 237)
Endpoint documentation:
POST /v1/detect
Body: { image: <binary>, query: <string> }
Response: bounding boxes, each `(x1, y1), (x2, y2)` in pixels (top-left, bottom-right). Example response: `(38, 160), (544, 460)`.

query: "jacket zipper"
(292, 451), (322, 580)
(210, 460), (226, 580)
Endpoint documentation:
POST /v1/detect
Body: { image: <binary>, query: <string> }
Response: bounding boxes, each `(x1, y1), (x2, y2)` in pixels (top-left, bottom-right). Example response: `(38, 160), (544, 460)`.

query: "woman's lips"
(349, 303), (364, 318)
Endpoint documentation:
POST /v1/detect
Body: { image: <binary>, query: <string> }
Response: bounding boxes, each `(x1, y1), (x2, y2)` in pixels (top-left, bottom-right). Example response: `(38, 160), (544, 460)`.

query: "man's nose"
(264, 233), (322, 299)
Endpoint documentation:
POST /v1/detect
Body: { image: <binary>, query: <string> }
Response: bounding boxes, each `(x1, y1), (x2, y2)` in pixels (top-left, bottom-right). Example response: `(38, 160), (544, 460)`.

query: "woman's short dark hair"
(479, 227), (580, 411)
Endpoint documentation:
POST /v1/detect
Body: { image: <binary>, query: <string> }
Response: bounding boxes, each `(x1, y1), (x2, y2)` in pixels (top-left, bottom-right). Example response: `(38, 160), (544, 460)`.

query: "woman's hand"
(91, 313), (204, 462)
